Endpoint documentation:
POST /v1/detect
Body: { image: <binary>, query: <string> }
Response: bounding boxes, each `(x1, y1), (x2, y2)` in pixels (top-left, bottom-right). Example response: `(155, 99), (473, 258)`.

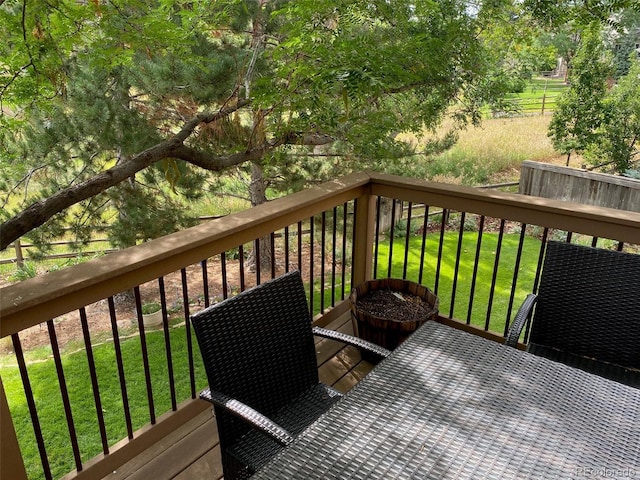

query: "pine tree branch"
(172, 144), (271, 170)
(1, 101), (249, 250)
(0, 96), (339, 250)
(0, 61), (340, 252)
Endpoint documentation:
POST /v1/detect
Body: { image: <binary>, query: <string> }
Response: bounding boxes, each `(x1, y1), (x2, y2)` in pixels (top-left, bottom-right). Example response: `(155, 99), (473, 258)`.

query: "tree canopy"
(549, 22), (640, 173)
(1, 0), (636, 251)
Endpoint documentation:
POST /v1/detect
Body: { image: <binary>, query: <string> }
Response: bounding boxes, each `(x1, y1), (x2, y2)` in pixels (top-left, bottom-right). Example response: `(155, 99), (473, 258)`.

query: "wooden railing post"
(14, 239), (24, 269)
(1, 376), (28, 480)
(351, 185), (376, 289)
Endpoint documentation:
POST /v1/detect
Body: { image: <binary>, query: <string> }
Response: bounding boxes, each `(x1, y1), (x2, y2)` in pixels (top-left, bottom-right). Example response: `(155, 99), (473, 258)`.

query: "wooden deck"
(102, 311), (374, 480)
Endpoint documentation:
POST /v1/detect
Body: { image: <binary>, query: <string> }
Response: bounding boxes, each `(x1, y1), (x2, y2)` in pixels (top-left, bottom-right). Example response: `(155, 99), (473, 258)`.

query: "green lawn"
(2, 327), (208, 480)
(503, 76), (568, 115)
(375, 230), (542, 334)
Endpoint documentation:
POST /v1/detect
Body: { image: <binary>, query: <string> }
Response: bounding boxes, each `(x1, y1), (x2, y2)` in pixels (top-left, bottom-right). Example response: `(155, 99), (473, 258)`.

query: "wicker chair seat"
(224, 383), (342, 473)
(529, 344), (640, 388)
(505, 241), (640, 389)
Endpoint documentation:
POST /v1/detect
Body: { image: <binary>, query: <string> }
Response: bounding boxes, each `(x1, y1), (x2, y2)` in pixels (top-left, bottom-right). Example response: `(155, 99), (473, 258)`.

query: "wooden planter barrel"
(350, 278), (439, 351)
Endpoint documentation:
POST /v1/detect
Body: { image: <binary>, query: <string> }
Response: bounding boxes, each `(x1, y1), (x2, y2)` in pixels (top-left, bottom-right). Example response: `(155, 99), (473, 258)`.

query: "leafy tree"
(603, 8), (640, 78)
(549, 22), (640, 174)
(548, 25), (614, 164)
(523, 0), (637, 27)
(535, 27), (582, 81)
(524, 0), (637, 81)
(481, 8), (562, 85)
(1, 0), (237, 250)
(583, 56), (640, 173)
(1, 0), (515, 252)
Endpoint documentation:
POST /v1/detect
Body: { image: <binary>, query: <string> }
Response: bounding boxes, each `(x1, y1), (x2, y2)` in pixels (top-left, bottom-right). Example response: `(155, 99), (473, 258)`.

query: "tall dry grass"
(413, 115), (563, 185)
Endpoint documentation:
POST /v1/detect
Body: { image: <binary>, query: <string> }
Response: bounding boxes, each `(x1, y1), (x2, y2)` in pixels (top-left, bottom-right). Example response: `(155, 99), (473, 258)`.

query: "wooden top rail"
(368, 172), (640, 245)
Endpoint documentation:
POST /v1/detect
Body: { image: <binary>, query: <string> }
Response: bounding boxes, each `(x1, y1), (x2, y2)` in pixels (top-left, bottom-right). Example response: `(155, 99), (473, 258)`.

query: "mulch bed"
(355, 289), (437, 323)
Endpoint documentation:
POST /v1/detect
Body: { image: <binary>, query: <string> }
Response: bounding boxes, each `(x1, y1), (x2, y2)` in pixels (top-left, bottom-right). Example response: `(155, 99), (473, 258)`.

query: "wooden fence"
(492, 79), (567, 117)
(1, 216), (223, 269)
(520, 161), (640, 213)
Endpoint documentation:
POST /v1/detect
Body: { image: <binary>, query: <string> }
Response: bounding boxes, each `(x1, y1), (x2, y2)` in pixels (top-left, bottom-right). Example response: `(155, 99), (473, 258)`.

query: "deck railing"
(2, 172), (639, 480)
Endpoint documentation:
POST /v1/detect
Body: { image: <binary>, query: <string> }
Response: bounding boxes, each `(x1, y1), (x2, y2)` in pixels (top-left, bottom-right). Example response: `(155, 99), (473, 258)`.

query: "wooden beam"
(368, 172), (640, 245)
(1, 377), (28, 480)
(351, 187), (376, 289)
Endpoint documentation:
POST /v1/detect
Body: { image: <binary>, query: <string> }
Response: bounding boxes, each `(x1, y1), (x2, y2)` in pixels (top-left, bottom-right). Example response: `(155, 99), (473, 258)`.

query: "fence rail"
(1, 216), (224, 269)
(492, 78), (568, 117)
(494, 95), (562, 116)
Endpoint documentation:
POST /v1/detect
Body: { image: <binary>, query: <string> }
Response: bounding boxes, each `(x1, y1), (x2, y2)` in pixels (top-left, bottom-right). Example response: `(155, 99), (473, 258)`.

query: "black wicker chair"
(505, 241), (640, 388)
(191, 270), (390, 480)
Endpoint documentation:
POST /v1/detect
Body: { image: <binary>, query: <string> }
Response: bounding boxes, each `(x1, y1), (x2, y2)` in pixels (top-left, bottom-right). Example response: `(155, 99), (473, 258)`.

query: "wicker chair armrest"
(504, 294), (538, 348)
(199, 387), (294, 446)
(312, 326), (391, 359)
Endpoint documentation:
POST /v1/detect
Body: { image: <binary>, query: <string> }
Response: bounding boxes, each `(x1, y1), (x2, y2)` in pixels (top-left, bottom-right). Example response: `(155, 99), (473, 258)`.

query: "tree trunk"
(247, 159), (273, 275)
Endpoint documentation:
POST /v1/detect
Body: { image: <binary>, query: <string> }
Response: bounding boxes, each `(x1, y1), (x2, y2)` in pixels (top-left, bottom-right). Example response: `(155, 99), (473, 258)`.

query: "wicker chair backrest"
(191, 270), (318, 446)
(531, 241), (640, 369)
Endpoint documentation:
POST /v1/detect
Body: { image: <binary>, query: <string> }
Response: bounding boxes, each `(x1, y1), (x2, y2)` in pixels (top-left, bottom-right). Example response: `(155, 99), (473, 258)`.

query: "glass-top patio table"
(252, 321), (640, 479)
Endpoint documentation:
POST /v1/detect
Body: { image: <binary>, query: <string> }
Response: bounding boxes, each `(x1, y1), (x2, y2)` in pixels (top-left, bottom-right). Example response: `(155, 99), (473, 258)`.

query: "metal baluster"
(467, 215), (485, 325)
(108, 297), (133, 437)
(158, 277), (177, 411)
(351, 198), (358, 290)
(79, 307), (109, 453)
(270, 232), (276, 280)
(418, 205), (430, 285)
(373, 196), (381, 279)
(298, 221), (303, 274)
(201, 259), (210, 308)
(485, 220), (505, 331)
(309, 216), (314, 317)
(402, 202), (412, 280)
(331, 207), (337, 307)
(221, 253), (228, 299)
(434, 209), (447, 296)
(450, 212), (466, 319)
(321, 211), (326, 312)
(47, 319), (83, 471)
(341, 203), (348, 299)
(134, 286), (156, 424)
(521, 228), (550, 341)
(505, 224), (528, 327)
(238, 244), (246, 292)
(255, 238), (261, 285)
(181, 268), (196, 399)
(284, 225), (290, 273)
(387, 199), (397, 277)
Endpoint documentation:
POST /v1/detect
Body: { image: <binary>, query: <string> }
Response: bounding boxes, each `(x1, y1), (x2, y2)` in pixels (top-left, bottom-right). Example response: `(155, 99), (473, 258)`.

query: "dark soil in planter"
(355, 289), (436, 323)
(350, 278), (439, 351)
